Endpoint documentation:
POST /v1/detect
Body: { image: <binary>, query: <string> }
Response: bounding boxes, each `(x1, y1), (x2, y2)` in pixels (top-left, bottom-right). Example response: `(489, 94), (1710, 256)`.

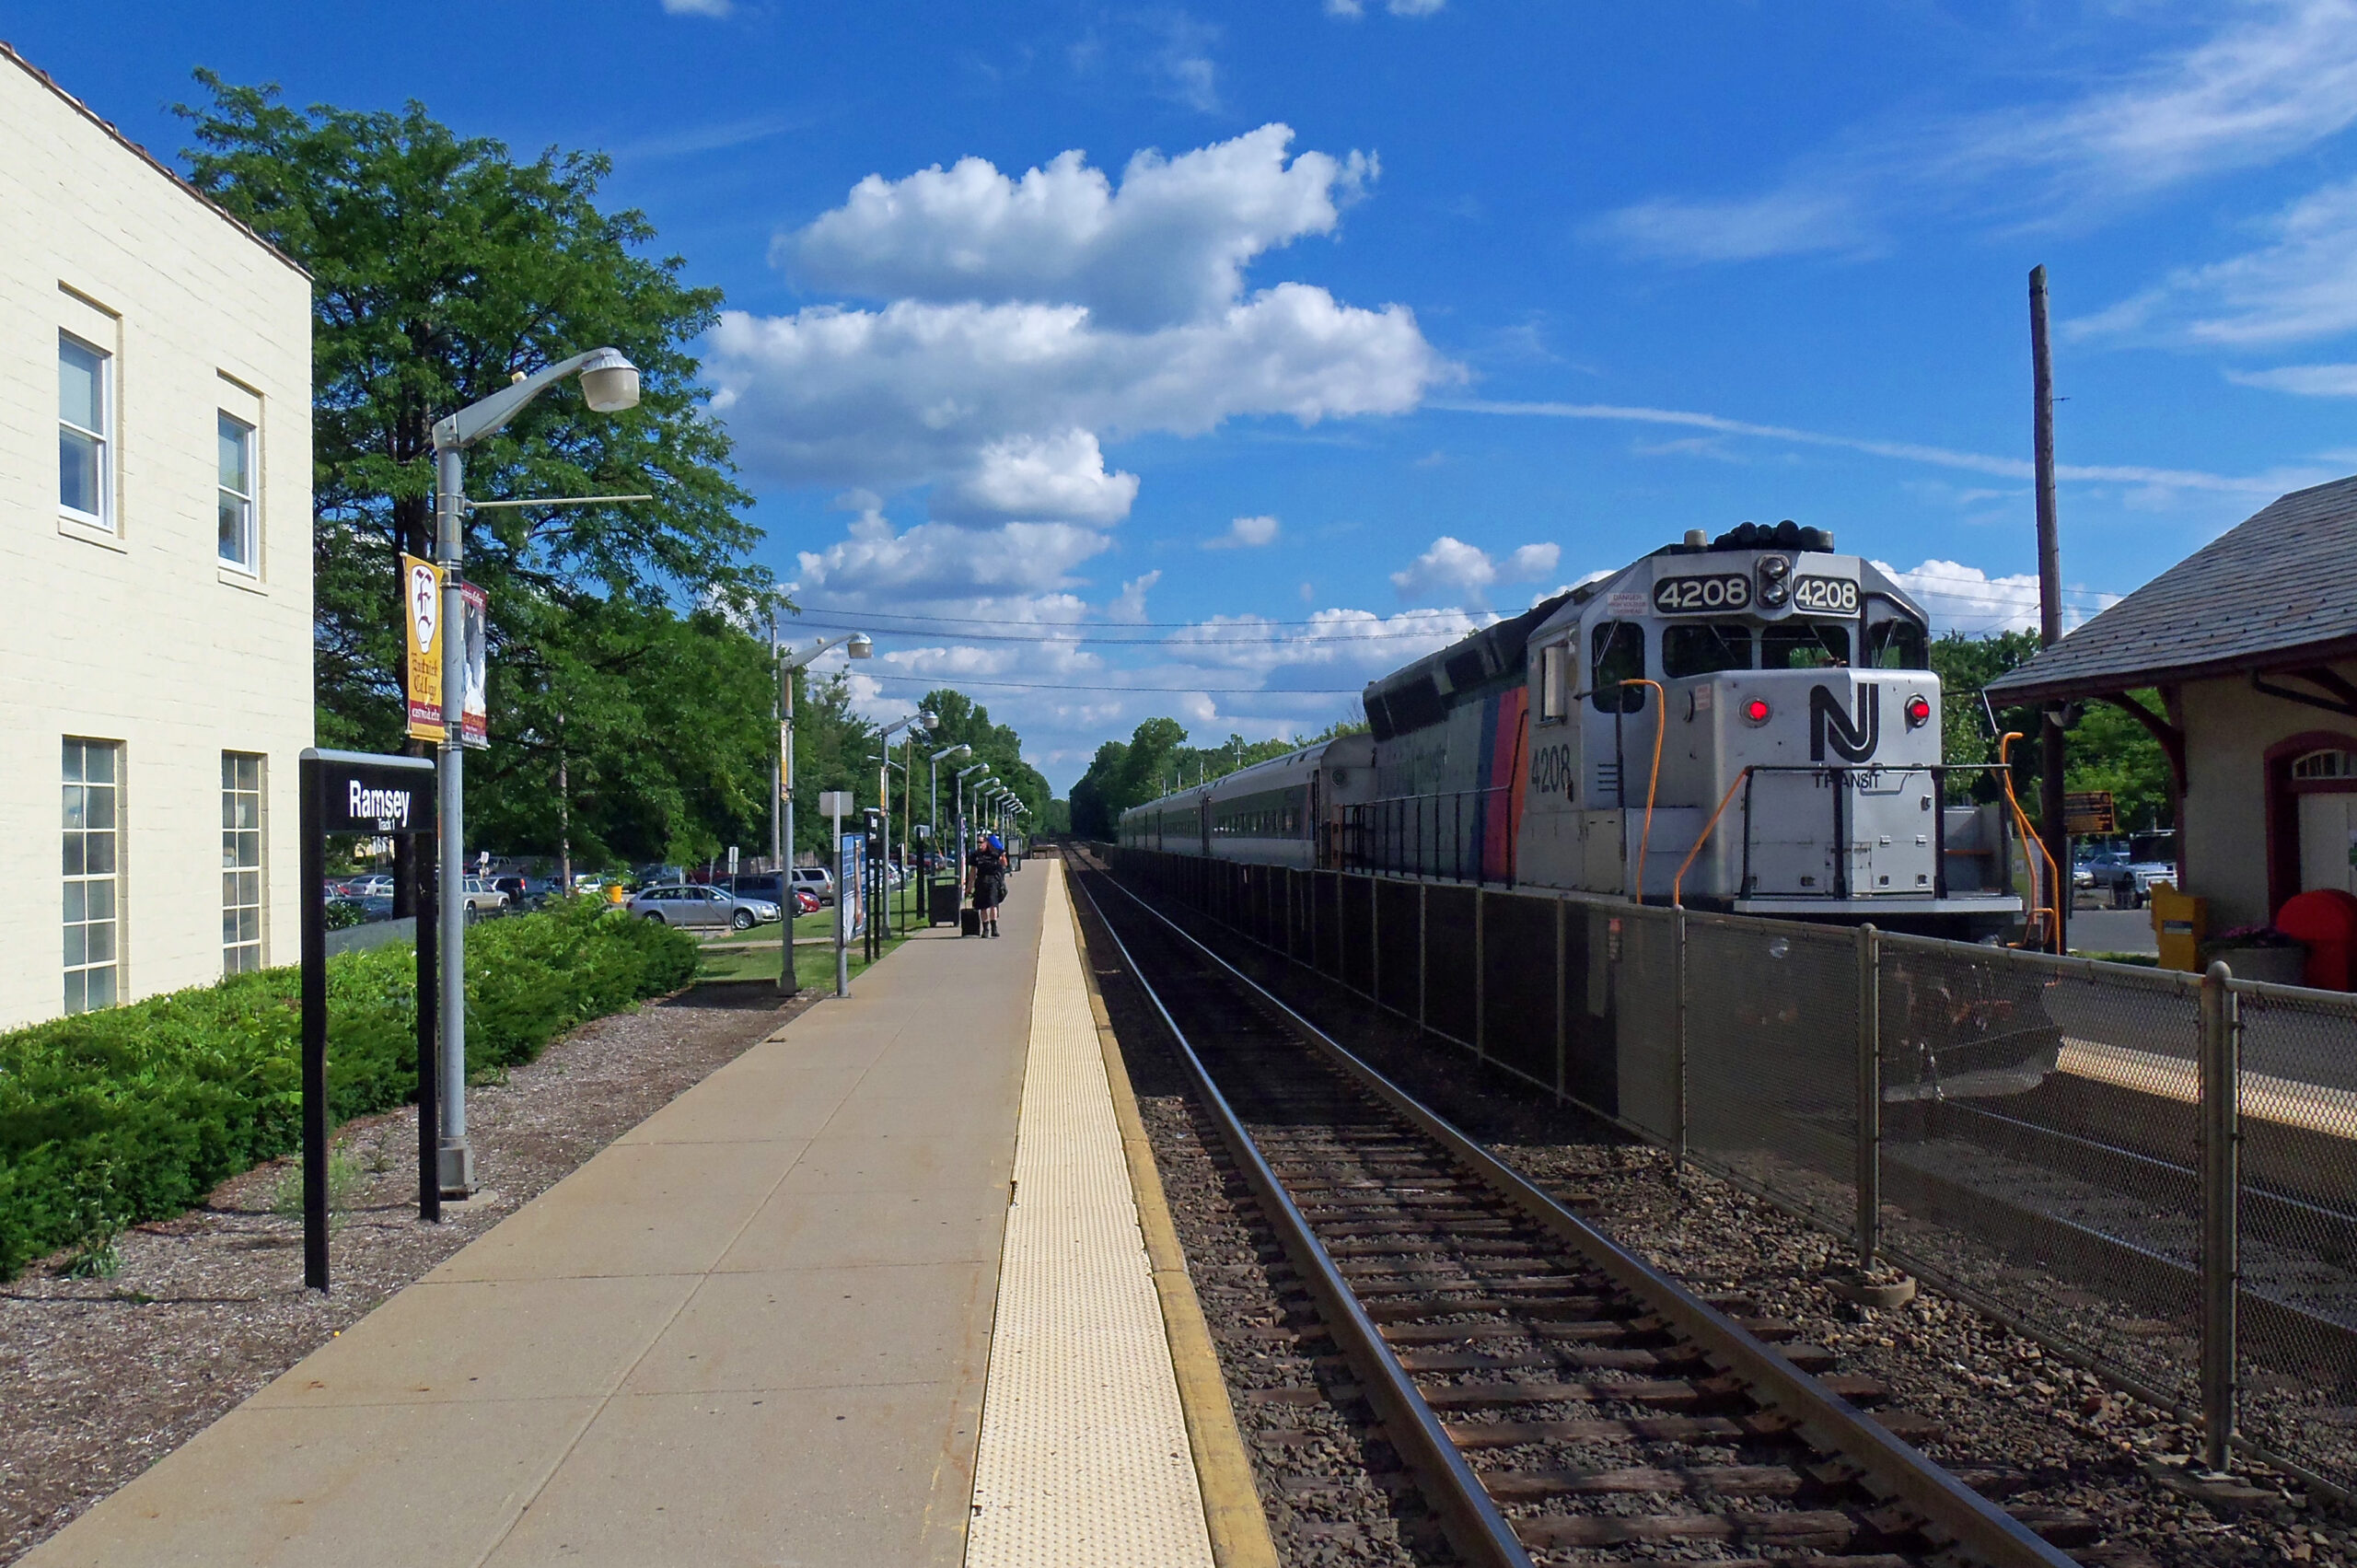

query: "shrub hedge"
(0, 900), (696, 1276)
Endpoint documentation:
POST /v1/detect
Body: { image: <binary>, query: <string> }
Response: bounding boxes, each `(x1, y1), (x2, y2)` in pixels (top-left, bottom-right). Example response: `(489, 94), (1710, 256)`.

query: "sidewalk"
(25, 877), (1044, 1568)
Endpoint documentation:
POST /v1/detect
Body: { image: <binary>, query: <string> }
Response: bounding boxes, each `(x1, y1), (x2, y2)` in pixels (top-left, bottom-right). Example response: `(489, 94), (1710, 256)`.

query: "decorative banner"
(403, 554), (445, 742)
(459, 580), (489, 749)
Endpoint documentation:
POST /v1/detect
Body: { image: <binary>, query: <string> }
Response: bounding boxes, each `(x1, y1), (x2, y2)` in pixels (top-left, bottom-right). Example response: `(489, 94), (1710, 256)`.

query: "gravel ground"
(0, 980), (813, 1564)
(1079, 871), (2357, 1568)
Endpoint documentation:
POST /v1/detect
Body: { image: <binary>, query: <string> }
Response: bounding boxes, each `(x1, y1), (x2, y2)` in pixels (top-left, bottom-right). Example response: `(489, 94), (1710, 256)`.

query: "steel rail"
(1084, 860), (2080, 1568)
(1072, 873), (1537, 1568)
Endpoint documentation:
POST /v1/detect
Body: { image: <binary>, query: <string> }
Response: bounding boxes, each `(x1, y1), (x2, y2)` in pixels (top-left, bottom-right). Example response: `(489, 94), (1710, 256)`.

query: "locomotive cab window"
(1538, 641), (1571, 723)
(1590, 621), (1647, 712)
(1864, 611), (1928, 670)
(1663, 621), (1753, 679)
(1761, 621), (1852, 669)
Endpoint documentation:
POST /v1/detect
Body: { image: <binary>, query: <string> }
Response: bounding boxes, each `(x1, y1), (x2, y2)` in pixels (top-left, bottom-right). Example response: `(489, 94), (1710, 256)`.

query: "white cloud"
(793, 505), (1112, 604)
(1591, 2), (2357, 263)
(786, 125), (1371, 330)
(2229, 362), (2357, 395)
(936, 430), (1139, 523)
(1388, 535), (1562, 608)
(658, 0), (730, 13)
(1109, 570), (1161, 622)
(1328, 0), (1445, 16)
(1872, 558), (2121, 636)
(711, 285), (1453, 505)
(1204, 513), (1281, 550)
(2075, 176), (2357, 346)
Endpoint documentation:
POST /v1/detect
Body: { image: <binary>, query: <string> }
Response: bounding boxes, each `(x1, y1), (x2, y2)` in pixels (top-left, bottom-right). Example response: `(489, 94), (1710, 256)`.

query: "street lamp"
(874, 710), (935, 934)
(956, 763), (990, 877)
(927, 743), (970, 923)
(429, 346), (641, 1197)
(771, 626), (874, 994)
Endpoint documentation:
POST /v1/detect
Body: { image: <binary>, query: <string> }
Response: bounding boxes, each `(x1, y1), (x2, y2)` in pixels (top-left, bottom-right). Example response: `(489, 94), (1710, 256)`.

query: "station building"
(1989, 473), (2357, 934)
(0, 45), (313, 1028)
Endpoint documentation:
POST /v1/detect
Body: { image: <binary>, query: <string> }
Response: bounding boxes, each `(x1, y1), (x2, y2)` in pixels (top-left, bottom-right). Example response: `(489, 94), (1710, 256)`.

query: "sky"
(16, 1), (2357, 789)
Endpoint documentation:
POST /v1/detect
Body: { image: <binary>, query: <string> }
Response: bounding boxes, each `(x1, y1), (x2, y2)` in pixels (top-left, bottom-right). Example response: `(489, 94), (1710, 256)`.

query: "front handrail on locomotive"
(1620, 678), (1667, 906)
(1996, 731), (2064, 954)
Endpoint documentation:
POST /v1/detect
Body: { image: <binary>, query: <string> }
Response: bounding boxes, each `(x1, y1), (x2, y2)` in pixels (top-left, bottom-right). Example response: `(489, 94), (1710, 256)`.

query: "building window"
(223, 752), (264, 973)
(217, 412), (257, 570)
(59, 333), (111, 527)
(64, 739), (121, 1014)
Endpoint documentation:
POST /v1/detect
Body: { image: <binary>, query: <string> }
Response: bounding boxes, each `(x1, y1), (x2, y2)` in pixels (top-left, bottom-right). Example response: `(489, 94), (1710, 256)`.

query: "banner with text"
(402, 553), (444, 742)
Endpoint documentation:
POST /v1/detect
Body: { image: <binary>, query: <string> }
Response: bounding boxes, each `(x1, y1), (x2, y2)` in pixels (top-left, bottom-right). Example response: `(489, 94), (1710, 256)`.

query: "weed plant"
(0, 900), (694, 1276)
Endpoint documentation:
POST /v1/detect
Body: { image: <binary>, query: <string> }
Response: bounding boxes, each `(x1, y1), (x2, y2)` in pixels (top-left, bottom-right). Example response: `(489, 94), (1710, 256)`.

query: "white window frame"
(223, 752), (266, 974)
(64, 738), (123, 1015)
(59, 331), (112, 530)
(217, 412), (259, 573)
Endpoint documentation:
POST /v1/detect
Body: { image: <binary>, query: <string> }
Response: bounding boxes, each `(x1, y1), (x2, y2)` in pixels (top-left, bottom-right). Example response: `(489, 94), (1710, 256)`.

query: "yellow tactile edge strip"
(1067, 870), (1283, 1568)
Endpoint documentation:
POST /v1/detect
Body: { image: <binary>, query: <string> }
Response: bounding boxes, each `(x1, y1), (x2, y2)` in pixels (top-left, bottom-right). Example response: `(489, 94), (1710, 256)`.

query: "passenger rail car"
(1120, 519), (2024, 941)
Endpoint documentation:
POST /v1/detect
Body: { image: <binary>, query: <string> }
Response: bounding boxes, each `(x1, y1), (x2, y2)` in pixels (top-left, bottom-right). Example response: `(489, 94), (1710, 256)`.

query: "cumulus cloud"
(793, 503), (1112, 605)
(710, 284), (1451, 509)
(1388, 536), (1562, 609)
(658, 0), (730, 14)
(935, 429), (1139, 523)
(786, 124), (1371, 330)
(1872, 558), (2120, 636)
(2075, 175), (2357, 346)
(1109, 570), (1161, 621)
(1204, 514), (1281, 549)
(1328, 0), (1446, 17)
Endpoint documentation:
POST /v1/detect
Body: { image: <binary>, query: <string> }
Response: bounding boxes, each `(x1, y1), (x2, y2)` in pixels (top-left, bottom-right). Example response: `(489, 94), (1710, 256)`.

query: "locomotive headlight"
(1759, 554), (1789, 578)
(1759, 580), (1789, 607)
(1743, 697), (1772, 726)
(1905, 694), (1932, 728)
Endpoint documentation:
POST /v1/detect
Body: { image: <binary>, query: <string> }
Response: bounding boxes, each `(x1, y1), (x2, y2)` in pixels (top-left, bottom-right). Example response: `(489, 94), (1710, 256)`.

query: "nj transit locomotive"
(1120, 520), (2024, 940)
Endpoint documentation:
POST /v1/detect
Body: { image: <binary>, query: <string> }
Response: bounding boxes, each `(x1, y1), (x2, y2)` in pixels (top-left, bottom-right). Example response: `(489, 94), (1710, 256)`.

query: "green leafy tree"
(916, 689), (1053, 833)
(1929, 630), (2172, 833)
(175, 75), (769, 870)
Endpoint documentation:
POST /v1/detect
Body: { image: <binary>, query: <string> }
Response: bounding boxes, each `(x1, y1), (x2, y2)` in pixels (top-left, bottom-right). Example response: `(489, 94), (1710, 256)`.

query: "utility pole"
(2030, 264), (2070, 953)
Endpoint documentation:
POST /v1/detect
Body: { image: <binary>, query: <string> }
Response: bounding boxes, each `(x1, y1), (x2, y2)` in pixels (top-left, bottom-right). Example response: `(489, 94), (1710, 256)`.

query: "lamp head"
(577, 348), (641, 414)
(845, 633), (874, 660)
(919, 709), (938, 731)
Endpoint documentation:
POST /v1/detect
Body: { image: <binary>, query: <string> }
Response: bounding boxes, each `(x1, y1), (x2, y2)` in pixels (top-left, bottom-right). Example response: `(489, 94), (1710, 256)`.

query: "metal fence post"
(1554, 898), (1568, 1101)
(1855, 923), (1881, 1268)
(2200, 960), (2242, 1474)
(1418, 882), (1430, 1028)
(1672, 907), (1689, 1170)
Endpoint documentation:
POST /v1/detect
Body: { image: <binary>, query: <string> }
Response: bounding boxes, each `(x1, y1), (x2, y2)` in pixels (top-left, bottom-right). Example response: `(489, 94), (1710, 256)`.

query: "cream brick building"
(0, 46), (312, 1028)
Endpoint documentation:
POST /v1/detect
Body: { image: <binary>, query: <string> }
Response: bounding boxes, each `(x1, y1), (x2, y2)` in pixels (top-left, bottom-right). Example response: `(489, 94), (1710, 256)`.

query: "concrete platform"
(25, 878), (1048, 1568)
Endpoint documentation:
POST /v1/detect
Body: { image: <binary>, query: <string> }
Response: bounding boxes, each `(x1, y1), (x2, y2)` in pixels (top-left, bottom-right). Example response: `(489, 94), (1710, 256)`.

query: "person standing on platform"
(969, 833), (1007, 937)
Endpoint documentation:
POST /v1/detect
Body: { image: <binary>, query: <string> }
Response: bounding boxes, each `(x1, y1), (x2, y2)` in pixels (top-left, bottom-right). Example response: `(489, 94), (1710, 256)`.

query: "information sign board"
(2064, 790), (2117, 836)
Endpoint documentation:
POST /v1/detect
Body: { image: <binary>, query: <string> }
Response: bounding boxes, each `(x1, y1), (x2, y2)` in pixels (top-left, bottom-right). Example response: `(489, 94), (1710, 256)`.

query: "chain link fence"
(1105, 845), (2357, 1500)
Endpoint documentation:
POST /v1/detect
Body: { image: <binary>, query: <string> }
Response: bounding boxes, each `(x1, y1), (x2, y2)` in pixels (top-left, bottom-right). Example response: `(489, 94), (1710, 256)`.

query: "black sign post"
(299, 748), (439, 1292)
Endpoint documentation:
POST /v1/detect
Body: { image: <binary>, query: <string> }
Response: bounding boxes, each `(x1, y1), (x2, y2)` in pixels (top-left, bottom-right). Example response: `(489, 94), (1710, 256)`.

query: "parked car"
(627, 883), (782, 931)
(457, 877), (510, 912)
(789, 865), (835, 906)
(493, 873), (559, 908)
(793, 888), (821, 916)
(328, 892), (395, 924)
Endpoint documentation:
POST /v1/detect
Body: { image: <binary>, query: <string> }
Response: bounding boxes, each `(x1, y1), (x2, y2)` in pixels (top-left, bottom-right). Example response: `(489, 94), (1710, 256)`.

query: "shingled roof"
(1985, 473), (2357, 704)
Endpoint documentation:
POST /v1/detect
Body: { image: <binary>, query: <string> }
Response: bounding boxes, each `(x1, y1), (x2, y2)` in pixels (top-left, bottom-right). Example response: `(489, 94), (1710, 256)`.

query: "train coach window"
(1865, 617), (1928, 669)
(1761, 621), (1852, 669)
(1591, 621), (1647, 712)
(1663, 622), (1752, 679)
(1538, 642), (1571, 722)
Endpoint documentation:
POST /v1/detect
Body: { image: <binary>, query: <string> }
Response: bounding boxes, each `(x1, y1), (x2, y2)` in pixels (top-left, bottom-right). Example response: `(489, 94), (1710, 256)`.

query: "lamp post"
(429, 346), (641, 1197)
(874, 711), (935, 934)
(928, 744), (970, 924)
(772, 629), (873, 994)
(956, 764), (990, 890)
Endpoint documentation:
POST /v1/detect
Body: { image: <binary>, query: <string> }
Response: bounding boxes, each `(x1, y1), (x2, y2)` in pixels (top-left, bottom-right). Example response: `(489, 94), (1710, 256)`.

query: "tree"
(176, 76), (770, 870)
(1929, 631), (2173, 834)
(916, 689), (1053, 830)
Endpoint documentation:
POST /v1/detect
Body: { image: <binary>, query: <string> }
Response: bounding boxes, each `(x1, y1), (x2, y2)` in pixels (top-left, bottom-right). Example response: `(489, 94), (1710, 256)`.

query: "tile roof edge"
(4, 41), (311, 282)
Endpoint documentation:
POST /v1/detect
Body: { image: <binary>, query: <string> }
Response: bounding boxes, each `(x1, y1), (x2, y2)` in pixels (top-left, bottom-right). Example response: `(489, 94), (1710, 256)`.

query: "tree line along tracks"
(1071, 855), (2129, 1568)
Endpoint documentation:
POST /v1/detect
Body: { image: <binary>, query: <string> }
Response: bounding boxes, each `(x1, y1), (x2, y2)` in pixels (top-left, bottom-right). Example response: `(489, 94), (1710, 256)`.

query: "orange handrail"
(1621, 679), (1666, 903)
(1671, 765), (1753, 909)
(1997, 731), (2062, 953)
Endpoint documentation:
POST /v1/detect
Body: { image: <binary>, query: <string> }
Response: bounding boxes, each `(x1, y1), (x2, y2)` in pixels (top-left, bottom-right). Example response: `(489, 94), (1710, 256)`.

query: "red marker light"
(1905, 695), (1932, 727)
(1744, 698), (1772, 725)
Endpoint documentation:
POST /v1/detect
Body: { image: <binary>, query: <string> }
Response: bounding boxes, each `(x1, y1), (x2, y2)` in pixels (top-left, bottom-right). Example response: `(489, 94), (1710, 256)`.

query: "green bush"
(0, 900), (695, 1277)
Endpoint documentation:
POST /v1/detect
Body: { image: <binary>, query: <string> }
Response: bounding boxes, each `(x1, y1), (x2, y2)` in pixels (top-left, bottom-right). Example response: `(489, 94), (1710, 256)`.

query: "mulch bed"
(0, 981), (816, 1564)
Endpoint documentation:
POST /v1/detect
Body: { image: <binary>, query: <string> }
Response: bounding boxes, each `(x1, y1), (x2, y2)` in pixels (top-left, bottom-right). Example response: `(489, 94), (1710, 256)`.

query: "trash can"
(928, 879), (961, 927)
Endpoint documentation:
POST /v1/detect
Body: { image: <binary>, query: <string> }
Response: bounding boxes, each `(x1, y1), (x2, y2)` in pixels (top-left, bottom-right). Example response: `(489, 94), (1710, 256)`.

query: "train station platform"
(23, 859), (1242, 1568)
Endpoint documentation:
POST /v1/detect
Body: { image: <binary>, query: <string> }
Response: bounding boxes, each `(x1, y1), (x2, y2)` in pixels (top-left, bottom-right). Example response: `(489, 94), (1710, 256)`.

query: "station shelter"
(1988, 473), (2357, 985)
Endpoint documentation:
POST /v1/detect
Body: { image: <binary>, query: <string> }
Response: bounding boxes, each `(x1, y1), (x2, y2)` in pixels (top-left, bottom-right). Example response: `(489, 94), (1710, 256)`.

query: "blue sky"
(17, 2), (2357, 786)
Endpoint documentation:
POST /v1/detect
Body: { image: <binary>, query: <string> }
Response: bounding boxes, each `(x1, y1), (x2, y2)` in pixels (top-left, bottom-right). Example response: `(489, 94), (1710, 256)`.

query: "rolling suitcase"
(960, 907), (981, 937)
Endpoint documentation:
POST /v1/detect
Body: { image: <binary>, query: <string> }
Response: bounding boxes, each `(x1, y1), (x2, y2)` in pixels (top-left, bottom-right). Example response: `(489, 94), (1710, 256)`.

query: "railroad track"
(1073, 857), (2100, 1568)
